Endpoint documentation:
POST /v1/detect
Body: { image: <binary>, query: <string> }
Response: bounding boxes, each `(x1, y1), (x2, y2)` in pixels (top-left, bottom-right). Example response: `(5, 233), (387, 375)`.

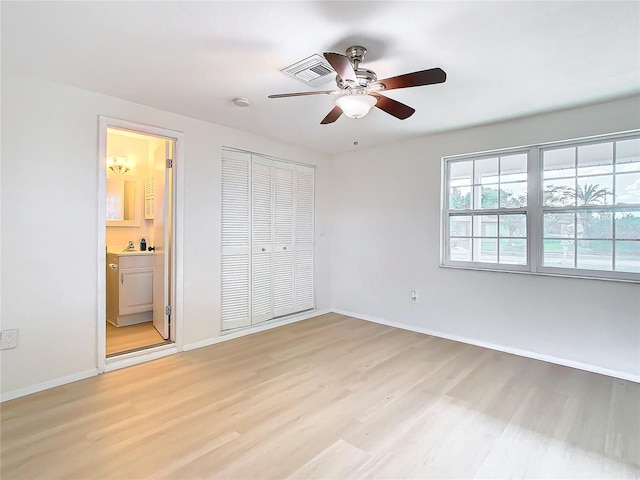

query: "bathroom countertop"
(107, 249), (154, 256)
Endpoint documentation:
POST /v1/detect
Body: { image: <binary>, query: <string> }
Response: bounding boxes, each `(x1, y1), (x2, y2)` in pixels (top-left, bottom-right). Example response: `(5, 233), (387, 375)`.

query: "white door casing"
(97, 115), (184, 373)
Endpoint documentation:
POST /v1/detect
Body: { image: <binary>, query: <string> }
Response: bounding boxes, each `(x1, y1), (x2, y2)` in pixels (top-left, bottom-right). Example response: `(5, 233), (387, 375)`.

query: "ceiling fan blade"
(268, 90), (336, 99)
(376, 67), (447, 91)
(320, 106), (343, 124)
(372, 94), (415, 120)
(323, 52), (357, 82)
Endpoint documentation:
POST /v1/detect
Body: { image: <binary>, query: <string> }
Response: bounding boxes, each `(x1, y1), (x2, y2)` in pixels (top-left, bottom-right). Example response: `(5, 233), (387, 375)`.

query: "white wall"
(1, 69), (638, 398)
(0, 72), (332, 397)
(330, 96), (640, 380)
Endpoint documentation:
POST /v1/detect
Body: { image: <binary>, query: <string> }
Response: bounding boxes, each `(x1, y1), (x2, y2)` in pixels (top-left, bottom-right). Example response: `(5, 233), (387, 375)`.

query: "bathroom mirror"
(106, 179), (141, 226)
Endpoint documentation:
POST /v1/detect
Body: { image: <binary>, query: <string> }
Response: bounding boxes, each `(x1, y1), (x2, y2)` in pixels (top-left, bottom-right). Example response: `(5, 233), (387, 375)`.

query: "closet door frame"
(221, 148), (316, 332)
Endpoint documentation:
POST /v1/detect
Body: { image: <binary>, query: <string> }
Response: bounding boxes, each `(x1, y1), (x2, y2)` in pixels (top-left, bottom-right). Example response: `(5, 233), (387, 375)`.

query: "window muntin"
(443, 131), (640, 281)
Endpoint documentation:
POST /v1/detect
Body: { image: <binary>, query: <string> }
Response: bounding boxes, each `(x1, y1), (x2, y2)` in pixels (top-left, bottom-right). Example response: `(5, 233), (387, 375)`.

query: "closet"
(221, 149), (314, 331)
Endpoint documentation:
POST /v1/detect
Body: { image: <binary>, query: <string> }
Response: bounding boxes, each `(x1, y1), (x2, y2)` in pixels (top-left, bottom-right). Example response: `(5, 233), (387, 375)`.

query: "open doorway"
(102, 125), (175, 357)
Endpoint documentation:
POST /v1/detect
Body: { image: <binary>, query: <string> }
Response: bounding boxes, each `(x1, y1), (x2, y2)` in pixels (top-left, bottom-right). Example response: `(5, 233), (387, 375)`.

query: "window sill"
(439, 262), (640, 283)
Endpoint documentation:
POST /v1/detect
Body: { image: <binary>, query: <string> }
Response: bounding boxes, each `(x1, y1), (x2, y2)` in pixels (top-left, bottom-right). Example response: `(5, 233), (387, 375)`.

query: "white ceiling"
(2, 1), (639, 155)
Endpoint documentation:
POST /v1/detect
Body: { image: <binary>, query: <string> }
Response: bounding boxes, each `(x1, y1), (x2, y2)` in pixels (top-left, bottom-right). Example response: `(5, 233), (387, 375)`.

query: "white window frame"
(441, 130), (640, 283)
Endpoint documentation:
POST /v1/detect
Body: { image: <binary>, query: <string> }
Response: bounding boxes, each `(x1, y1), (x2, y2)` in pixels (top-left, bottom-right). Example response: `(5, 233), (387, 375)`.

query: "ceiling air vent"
(281, 54), (336, 86)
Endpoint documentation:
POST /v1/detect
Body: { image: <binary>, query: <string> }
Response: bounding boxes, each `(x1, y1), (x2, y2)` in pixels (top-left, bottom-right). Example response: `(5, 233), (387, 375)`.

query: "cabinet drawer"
(119, 254), (153, 269)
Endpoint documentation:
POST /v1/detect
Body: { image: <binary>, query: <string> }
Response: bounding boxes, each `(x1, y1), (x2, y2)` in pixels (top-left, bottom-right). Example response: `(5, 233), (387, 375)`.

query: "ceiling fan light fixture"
(335, 93), (377, 119)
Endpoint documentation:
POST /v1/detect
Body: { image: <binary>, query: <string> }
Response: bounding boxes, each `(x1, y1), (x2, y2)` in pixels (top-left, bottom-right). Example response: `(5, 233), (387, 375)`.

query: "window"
(442, 131), (640, 281)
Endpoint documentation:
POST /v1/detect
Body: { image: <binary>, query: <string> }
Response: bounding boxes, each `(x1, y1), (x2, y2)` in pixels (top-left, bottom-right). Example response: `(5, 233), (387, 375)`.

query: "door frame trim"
(97, 116), (185, 373)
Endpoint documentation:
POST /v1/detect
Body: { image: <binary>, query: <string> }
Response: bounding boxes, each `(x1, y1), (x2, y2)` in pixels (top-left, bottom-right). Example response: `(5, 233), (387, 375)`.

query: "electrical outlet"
(0, 329), (18, 349)
(410, 291), (418, 304)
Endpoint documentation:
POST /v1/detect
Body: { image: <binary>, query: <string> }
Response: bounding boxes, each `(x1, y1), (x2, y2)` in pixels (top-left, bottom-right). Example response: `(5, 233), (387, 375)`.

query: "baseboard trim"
(332, 309), (640, 384)
(1, 368), (99, 403)
(183, 308), (331, 352)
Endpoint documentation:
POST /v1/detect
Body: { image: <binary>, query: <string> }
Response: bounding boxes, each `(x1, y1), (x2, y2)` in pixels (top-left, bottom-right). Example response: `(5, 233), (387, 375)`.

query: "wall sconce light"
(107, 156), (134, 174)
(335, 92), (377, 119)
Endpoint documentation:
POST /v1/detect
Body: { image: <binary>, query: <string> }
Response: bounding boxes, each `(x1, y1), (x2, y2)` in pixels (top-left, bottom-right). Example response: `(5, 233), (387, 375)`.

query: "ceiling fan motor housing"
(337, 68), (378, 90)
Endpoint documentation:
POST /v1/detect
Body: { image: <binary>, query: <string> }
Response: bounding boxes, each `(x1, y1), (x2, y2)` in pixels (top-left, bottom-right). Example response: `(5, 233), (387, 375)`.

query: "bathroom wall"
(105, 130), (155, 250)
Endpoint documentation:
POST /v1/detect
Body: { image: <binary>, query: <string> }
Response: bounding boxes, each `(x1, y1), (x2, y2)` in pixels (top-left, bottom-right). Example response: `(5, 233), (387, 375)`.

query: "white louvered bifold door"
(272, 161), (296, 317)
(251, 158), (273, 324)
(221, 150), (251, 330)
(294, 165), (315, 311)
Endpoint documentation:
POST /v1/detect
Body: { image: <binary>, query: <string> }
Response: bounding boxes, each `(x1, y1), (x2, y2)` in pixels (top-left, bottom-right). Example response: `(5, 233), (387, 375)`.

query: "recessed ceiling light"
(233, 97), (250, 107)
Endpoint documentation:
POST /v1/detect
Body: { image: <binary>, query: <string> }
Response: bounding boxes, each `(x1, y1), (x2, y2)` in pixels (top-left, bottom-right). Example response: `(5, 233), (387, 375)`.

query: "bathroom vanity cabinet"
(106, 251), (153, 327)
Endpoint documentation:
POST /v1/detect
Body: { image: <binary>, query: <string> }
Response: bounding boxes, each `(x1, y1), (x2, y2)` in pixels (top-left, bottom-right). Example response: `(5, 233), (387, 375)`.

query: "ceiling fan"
(268, 46), (447, 124)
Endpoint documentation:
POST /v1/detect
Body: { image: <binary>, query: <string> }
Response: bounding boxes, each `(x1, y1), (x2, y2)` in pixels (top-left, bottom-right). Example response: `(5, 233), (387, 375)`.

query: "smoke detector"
(233, 97), (250, 107)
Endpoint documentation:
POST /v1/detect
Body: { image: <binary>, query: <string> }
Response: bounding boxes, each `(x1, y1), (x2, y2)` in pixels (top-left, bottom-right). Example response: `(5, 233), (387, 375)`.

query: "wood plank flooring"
(106, 321), (168, 356)
(2, 313), (639, 479)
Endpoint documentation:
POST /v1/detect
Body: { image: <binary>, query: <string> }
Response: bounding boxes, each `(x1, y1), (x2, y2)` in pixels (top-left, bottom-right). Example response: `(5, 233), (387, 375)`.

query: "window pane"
(616, 138), (640, 172)
(475, 158), (498, 184)
(499, 214), (526, 237)
(477, 185), (499, 209)
(577, 240), (612, 271)
(500, 153), (527, 182)
(473, 238), (497, 263)
(544, 212), (576, 238)
(450, 215), (471, 237)
(499, 239), (526, 265)
(449, 238), (471, 262)
(544, 147), (575, 179)
(615, 172), (640, 205)
(615, 241), (640, 273)
(577, 142), (613, 176)
(543, 239), (575, 267)
(500, 181), (527, 207)
(615, 210), (640, 240)
(473, 215), (498, 237)
(450, 161), (473, 186)
(449, 186), (471, 210)
(579, 211), (612, 239)
(543, 178), (575, 206)
(450, 238), (471, 262)
(575, 177), (613, 206)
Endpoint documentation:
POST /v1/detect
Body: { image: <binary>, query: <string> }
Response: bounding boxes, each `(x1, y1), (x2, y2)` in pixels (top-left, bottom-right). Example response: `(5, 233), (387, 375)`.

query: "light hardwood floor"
(2, 313), (639, 479)
(106, 321), (168, 356)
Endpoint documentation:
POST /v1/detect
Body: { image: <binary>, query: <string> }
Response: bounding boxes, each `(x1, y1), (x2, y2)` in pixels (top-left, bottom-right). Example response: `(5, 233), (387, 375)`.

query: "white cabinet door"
(119, 268), (154, 315)
(251, 157), (273, 324)
(273, 161), (295, 317)
(295, 164), (315, 311)
(221, 150), (251, 330)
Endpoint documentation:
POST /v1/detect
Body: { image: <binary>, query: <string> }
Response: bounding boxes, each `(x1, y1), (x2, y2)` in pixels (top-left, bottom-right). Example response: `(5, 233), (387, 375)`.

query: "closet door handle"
(283, 247), (287, 251)
(262, 248), (266, 252)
